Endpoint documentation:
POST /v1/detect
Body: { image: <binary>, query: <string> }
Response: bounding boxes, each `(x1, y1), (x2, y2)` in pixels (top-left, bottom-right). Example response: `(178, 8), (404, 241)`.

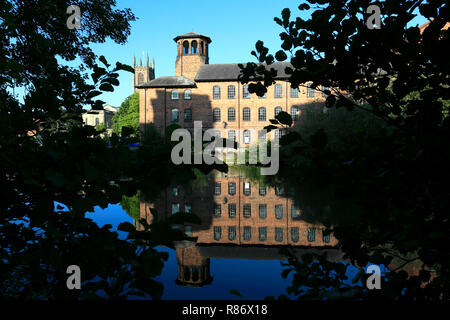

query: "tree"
(240, 0), (450, 300)
(112, 92), (140, 136)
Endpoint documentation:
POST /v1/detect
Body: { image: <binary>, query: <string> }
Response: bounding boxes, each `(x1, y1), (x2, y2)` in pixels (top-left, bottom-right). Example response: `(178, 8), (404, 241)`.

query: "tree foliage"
(112, 92), (140, 137)
(242, 0), (450, 300)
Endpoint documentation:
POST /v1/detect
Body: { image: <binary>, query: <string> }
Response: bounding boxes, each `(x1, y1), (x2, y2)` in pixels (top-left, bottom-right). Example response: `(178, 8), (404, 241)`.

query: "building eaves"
(136, 76), (196, 89)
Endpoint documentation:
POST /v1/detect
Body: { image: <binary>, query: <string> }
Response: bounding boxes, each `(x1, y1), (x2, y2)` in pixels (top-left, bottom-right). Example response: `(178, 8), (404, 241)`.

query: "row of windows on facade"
(214, 182), (283, 196)
(169, 85), (329, 101)
(212, 203), (300, 220)
(212, 226), (330, 243)
(170, 106), (302, 123)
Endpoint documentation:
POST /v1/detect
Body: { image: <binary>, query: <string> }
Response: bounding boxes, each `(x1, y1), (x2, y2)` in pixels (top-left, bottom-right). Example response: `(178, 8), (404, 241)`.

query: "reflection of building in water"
(136, 171), (339, 286)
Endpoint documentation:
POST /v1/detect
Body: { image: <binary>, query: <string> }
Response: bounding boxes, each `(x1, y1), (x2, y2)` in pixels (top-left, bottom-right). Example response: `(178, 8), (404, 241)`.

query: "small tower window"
(184, 89), (192, 100)
(200, 41), (204, 55)
(137, 73), (144, 85)
(183, 41), (189, 54)
(213, 86), (221, 99)
(274, 84), (282, 98)
(191, 40), (198, 54)
(227, 85), (236, 99)
(171, 90), (179, 100)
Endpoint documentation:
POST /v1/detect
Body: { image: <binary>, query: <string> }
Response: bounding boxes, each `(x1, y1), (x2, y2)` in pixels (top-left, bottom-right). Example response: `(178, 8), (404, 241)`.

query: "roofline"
(173, 33), (212, 43)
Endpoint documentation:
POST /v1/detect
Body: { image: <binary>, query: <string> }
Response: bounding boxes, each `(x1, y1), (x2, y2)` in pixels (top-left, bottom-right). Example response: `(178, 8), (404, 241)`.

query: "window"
(258, 107), (266, 121)
(228, 108), (236, 121)
(185, 204), (192, 213)
(228, 226), (236, 241)
(274, 84), (282, 98)
(213, 108), (221, 122)
(214, 226), (221, 240)
(259, 227), (267, 241)
(228, 85), (236, 99)
(290, 87), (299, 98)
(172, 203), (180, 215)
(228, 203), (236, 218)
(259, 185), (266, 196)
(291, 106), (299, 121)
(171, 90), (179, 100)
(274, 106), (282, 117)
(243, 182), (251, 195)
(275, 227), (283, 242)
(307, 84), (315, 97)
(243, 204), (251, 218)
(183, 41), (189, 54)
(191, 40), (198, 54)
(184, 89), (192, 100)
(171, 108), (179, 123)
(258, 92), (267, 99)
(184, 108), (192, 122)
(308, 228), (316, 242)
(321, 86), (329, 97)
(243, 107), (251, 121)
(213, 86), (221, 99)
(291, 205), (300, 219)
(228, 182), (236, 195)
(243, 226), (252, 241)
(138, 73), (144, 85)
(323, 230), (331, 243)
(258, 130), (267, 144)
(95, 118), (99, 126)
(228, 130), (236, 142)
(200, 41), (204, 55)
(214, 203), (221, 217)
(259, 204), (267, 219)
(275, 185), (284, 196)
(243, 85), (250, 99)
(214, 182), (221, 195)
(243, 130), (250, 144)
(291, 227), (299, 243)
(172, 186), (179, 196)
(275, 205), (283, 219)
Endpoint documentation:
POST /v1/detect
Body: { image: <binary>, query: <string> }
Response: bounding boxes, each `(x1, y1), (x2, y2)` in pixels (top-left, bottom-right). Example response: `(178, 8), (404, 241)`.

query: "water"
(86, 168), (348, 299)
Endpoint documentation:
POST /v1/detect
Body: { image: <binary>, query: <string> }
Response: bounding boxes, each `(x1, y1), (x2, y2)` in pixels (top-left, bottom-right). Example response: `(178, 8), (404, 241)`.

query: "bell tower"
(174, 32), (211, 80)
(133, 54), (155, 93)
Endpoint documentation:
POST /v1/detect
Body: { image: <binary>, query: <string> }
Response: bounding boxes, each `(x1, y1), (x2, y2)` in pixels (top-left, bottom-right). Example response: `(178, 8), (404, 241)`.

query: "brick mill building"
(134, 32), (327, 145)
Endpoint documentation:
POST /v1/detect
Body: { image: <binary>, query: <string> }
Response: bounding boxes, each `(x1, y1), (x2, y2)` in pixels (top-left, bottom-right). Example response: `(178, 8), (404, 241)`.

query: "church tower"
(174, 32), (211, 80)
(133, 54), (155, 93)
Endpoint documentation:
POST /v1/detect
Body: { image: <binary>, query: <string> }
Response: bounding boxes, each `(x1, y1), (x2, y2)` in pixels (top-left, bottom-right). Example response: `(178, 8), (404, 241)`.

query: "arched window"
(191, 40), (198, 54)
(258, 107), (266, 121)
(213, 108), (221, 122)
(228, 107), (236, 121)
(274, 106), (282, 117)
(274, 84), (282, 98)
(183, 41), (189, 54)
(192, 267), (199, 281)
(227, 85), (235, 99)
(243, 130), (251, 144)
(200, 41), (204, 55)
(184, 267), (191, 281)
(137, 73), (144, 85)
(243, 85), (250, 98)
(171, 90), (179, 100)
(171, 108), (179, 123)
(184, 108), (192, 122)
(228, 130), (236, 142)
(290, 87), (299, 98)
(184, 89), (192, 100)
(307, 84), (315, 97)
(243, 107), (251, 121)
(291, 106), (299, 120)
(213, 85), (220, 99)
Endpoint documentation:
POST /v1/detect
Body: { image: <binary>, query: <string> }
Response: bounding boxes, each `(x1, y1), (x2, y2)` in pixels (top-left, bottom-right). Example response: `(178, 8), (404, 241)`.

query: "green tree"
(241, 0), (450, 300)
(112, 92), (140, 136)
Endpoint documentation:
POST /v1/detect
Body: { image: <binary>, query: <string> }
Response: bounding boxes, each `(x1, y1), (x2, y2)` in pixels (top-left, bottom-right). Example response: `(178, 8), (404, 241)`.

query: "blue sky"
(86, 0), (428, 108)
